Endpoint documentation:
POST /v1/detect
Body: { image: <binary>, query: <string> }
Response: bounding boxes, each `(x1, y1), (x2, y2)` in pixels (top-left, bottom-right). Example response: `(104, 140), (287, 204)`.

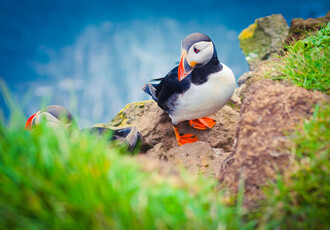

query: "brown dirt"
(218, 79), (325, 206)
(108, 100), (239, 177)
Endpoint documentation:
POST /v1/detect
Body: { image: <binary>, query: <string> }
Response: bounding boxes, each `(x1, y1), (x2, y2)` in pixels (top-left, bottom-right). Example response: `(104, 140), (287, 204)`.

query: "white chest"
(170, 64), (236, 125)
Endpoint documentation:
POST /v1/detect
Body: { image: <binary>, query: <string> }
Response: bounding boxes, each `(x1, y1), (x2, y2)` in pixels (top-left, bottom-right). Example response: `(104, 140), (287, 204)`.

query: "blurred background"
(1, 0), (329, 128)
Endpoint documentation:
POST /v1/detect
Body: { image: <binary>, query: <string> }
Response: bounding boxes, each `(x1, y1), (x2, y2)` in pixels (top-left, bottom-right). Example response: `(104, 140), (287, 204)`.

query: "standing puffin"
(25, 105), (142, 151)
(143, 33), (236, 146)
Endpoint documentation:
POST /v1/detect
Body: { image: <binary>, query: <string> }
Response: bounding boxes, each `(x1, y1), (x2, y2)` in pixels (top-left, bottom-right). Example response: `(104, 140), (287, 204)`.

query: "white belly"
(169, 63), (236, 125)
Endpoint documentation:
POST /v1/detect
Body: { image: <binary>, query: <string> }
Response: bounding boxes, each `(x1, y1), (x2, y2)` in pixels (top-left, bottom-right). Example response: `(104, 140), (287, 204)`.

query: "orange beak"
(178, 52), (194, 81)
(25, 113), (37, 130)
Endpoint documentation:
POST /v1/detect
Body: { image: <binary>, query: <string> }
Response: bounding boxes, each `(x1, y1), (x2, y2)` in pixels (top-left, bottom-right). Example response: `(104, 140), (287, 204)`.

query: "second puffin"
(143, 33), (236, 146)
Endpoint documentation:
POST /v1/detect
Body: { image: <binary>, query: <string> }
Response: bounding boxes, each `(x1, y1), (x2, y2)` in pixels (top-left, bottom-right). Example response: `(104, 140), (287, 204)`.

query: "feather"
(142, 83), (159, 102)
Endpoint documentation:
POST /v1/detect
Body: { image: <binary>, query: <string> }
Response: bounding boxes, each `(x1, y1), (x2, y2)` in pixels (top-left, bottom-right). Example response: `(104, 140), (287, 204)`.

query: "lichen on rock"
(238, 21), (258, 40)
(238, 14), (289, 70)
(109, 101), (149, 127)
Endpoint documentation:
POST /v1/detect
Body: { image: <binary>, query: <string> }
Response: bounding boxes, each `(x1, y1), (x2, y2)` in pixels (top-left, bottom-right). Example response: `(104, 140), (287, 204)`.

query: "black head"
(178, 33), (216, 81)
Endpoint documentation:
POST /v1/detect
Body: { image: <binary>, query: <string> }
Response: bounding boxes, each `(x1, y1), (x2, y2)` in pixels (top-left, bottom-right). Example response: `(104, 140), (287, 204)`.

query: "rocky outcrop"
(236, 12), (330, 105)
(283, 11), (330, 48)
(233, 57), (280, 108)
(222, 13), (329, 206)
(107, 100), (239, 177)
(235, 14), (289, 106)
(238, 14), (289, 70)
(219, 79), (325, 206)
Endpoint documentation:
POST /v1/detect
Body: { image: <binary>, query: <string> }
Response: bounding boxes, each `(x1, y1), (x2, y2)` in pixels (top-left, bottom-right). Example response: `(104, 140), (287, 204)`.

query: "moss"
(226, 101), (241, 112)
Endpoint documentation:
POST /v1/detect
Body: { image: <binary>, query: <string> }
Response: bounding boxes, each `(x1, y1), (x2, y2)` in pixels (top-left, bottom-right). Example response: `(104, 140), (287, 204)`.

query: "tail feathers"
(149, 77), (165, 82)
(142, 83), (158, 102)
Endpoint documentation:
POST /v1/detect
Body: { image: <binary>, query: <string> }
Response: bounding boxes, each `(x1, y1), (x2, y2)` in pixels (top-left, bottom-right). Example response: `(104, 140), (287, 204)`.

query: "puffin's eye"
(194, 47), (200, 54)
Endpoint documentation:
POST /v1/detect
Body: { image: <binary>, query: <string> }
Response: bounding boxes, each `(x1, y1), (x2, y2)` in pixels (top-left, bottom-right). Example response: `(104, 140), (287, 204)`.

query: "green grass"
(0, 119), (253, 229)
(275, 22), (330, 93)
(255, 103), (330, 230)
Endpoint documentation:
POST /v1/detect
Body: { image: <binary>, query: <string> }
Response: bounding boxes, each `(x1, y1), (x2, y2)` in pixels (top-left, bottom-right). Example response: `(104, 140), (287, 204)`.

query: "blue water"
(1, 0), (329, 127)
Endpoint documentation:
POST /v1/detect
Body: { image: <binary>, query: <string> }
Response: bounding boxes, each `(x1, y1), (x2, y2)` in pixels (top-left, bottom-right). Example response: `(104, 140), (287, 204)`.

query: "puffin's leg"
(189, 117), (216, 130)
(173, 125), (199, 146)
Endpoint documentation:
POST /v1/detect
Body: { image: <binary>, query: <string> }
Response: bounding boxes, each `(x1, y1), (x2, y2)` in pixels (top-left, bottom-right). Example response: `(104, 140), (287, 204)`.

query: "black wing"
(142, 66), (191, 113)
(154, 66), (191, 112)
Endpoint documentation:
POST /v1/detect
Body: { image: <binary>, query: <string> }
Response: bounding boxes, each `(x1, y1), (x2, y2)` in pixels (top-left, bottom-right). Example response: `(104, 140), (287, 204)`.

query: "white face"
(186, 41), (214, 67)
(35, 111), (72, 128)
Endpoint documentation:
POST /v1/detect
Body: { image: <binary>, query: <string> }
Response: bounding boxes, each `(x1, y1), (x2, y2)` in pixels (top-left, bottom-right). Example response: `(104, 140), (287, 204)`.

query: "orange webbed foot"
(177, 133), (199, 146)
(173, 126), (199, 146)
(189, 117), (216, 130)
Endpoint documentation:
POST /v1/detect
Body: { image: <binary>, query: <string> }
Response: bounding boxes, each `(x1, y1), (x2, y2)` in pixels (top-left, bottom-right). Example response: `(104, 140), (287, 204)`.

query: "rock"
(238, 14), (289, 70)
(108, 100), (172, 152)
(237, 71), (253, 87)
(165, 141), (231, 177)
(108, 100), (239, 176)
(228, 88), (242, 108)
(283, 11), (330, 49)
(135, 155), (201, 189)
(236, 58), (280, 103)
(218, 79), (325, 206)
(136, 155), (181, 178)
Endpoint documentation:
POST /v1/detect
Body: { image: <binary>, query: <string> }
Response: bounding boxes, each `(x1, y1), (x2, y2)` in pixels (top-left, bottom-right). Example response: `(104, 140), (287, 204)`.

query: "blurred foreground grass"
(0, 116), (252, 229)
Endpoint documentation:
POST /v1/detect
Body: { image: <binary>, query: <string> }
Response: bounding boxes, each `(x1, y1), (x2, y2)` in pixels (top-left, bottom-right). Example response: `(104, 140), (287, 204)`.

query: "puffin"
(143, 33), (236, 146)
(25, 105), (78, 130)
(25, 105), (142, 151)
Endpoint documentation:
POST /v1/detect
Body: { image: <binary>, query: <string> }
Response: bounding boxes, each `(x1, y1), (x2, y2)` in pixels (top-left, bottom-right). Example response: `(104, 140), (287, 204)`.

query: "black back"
(154, 66), (190, 112)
